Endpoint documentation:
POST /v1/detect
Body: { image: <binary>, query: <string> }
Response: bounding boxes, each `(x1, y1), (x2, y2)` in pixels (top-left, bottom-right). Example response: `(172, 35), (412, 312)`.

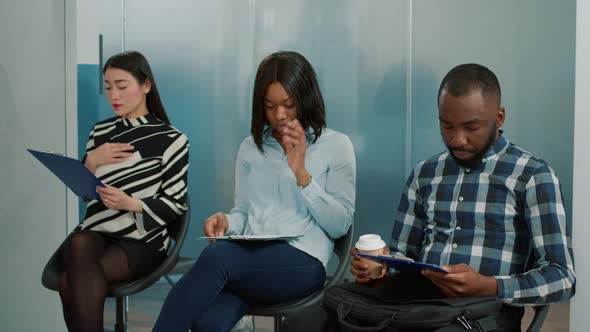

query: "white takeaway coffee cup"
(355, 234), (386, 278)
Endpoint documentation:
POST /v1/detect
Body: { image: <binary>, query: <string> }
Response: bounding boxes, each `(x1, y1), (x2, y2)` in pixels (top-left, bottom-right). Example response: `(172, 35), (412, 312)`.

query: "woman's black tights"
(58, 231), (134, 332)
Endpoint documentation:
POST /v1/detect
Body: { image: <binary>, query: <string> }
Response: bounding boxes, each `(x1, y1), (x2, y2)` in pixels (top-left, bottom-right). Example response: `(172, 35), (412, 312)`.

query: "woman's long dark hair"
(103, 51), (170, 124)
(251, 51), (326, 152)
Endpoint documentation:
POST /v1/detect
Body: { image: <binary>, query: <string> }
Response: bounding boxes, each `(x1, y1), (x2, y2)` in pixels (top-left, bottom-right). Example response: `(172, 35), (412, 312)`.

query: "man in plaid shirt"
(350, 63), (576, 329)
(283, 63), (575, 331)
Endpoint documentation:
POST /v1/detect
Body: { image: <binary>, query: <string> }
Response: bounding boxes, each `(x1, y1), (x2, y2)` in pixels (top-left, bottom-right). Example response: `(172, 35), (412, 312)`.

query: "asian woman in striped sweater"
(57, 51), (189, 332)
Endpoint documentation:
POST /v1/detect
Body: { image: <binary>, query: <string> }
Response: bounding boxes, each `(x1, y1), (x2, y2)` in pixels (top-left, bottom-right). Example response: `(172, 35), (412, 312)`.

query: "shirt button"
(458, 196), (464, 202)
(452, 243), (458, 249)
(456, 226), (461, 231)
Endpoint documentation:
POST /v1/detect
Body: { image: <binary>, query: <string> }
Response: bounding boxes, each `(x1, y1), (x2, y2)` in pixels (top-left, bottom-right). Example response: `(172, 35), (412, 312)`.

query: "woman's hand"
(278, 119), (311, 187)
(96, 185), (142, 212)
(204, 212), (229, 237)
(85, 143), (134, 173)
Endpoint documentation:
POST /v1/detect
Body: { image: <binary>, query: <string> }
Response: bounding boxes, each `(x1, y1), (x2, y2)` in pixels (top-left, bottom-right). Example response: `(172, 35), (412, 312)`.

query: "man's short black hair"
(437, 63), (501, 104)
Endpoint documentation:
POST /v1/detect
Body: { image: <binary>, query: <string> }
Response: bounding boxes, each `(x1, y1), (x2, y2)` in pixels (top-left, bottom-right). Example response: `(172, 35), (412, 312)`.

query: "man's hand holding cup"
(351, 234), (389, 283)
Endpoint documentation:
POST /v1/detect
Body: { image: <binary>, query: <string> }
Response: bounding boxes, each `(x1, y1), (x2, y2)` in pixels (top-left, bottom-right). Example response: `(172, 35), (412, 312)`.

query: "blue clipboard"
(199, 234), (303, 241)
(356, 253), (448, 273)
(27, 149), (104, 201)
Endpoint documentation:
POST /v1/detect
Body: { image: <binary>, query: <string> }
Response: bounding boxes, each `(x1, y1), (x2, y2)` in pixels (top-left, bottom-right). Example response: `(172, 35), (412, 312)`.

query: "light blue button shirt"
(225, 128), (356, 268)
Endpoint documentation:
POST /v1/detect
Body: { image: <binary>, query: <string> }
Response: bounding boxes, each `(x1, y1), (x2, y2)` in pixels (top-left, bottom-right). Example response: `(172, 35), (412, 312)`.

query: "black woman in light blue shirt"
(154, 51), (356, 332)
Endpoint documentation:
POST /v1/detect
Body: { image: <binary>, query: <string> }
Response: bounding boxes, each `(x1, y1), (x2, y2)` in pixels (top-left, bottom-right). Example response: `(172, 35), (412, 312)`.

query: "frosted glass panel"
(124, 0), (254, 257)
(98, 0), (124, 64)
(252, 0), (409, 243)
(94, 0), (575, 260)
(411, 0), (575, 217)
(122, 0), (408, 257)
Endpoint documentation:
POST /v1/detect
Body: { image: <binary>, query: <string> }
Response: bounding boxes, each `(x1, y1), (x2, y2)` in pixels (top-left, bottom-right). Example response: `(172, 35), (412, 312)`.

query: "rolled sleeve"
(495, 165), (575, 305)
(137, 134), (189, 233)
(298, 135), (356, 239)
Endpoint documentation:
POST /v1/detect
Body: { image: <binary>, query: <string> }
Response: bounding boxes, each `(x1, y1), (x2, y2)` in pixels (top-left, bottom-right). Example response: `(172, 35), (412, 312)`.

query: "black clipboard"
(27, 149), (104, 201)
(356, 253), (448, 273)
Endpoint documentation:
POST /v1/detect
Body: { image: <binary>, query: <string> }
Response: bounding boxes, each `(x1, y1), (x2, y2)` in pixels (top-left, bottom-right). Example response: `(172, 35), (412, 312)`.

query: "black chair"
(248, 223), (354, 332)
(526, 305), (550, 332)
(41, 195), (191, 332)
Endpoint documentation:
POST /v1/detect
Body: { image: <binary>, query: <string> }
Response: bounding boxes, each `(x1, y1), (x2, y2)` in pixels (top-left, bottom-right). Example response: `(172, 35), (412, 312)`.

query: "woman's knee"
(182, 241), (244, 285)
(58, 271), (69, 301)
(64, 231), (103, 264)
(195, 241), (237, 269)
(311, 264), (327, 290)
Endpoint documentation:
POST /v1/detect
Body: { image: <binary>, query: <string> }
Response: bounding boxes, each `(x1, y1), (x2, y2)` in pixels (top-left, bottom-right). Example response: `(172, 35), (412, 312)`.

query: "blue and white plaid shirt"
(390, 134), (575, 305)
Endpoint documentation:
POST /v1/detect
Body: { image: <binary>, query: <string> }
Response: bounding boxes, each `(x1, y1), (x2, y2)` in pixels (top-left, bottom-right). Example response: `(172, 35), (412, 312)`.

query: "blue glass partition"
(118, 0), (409, 258)
(85, 0), (575, 263)
(411, 0), (575, 217)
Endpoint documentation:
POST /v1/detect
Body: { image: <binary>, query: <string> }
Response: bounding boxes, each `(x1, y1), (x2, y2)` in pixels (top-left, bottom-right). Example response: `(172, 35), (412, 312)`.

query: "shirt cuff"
(299, 177), (322, 204)
(133, 210), (146, 235)
(225, 213), (243, 235)
(494, 275), (516, 300)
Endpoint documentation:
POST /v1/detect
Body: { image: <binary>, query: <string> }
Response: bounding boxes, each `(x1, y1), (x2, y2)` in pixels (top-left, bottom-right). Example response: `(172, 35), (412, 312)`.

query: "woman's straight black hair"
(103, 51), (170, 124)
(251, 51), (326, 152)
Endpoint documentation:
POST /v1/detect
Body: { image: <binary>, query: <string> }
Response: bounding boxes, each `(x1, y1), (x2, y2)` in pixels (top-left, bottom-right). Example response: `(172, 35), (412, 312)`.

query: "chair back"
(526, 305), (550, 332)
(325, 223), (354, 289)
(523, 246), (551, 332)
(41, 195), (191, 294)
(41, 241), (66, 291)
(166, 195), (191, 246)
(248, 222), (354, 317)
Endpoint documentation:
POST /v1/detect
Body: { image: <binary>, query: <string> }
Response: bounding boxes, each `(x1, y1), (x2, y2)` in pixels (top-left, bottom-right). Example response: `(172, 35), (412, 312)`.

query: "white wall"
(78, 0), (125, 64)
(66, 0), (79, 236)
(77, 0), (98, 64)
(571, 0), (590, 330)
(0, 0), (71, 330)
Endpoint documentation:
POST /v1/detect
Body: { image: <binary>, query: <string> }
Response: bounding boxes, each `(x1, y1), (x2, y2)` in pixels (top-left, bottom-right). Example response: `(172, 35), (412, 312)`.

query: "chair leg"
(164, 275), (176, 287)
(274, 316), (281, 332)
(114, 296), (128, 332)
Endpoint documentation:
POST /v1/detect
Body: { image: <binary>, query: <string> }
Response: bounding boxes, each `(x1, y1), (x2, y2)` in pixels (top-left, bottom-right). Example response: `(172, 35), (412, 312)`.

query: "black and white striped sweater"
(78, 113), (189, 252)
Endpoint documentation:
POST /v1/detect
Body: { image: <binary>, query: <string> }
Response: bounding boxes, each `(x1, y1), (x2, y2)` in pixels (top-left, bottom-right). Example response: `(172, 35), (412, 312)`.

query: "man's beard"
(446, 126), (497, 168)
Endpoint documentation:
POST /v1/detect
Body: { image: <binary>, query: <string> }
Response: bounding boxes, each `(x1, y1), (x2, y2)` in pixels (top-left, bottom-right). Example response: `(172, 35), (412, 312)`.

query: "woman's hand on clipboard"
(204, 212), (229, 238)
(96, 185), (142, 212)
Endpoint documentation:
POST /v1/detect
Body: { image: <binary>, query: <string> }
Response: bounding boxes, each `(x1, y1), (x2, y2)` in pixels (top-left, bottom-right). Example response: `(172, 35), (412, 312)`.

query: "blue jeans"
(153, 240), (326, 332)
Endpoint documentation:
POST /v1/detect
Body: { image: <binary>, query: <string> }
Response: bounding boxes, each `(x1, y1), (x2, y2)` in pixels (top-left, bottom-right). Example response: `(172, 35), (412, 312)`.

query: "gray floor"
(104, 281), (570, 332)
(104, 281), (275, 332)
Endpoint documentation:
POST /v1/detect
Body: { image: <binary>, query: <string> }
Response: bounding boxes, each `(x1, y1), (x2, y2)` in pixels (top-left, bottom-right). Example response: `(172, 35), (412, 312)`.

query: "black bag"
(323, 276), (503, 332)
